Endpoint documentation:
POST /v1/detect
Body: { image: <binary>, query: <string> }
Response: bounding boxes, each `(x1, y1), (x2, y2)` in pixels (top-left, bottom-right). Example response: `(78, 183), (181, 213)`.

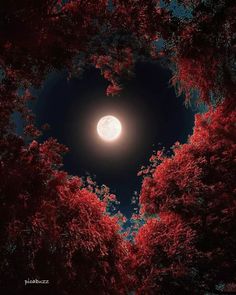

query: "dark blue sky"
(34, 62), (195, 217)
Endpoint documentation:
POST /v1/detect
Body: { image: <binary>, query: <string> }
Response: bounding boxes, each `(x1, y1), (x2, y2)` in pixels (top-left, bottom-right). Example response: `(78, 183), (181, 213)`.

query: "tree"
(0, 137), (129, 294)
(135, 97), (236, 294)
(1, 0), (234, 102)
(171, 0), (236, 104)
(131, 212), (198, 295)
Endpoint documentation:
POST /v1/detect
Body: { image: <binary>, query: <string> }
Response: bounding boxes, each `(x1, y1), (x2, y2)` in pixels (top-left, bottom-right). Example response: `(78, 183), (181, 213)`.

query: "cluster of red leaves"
(0, 136), (129, 294)
(0, 79), (34, 136)
(131, 213), (198, 295)
(135, 97), (236, 294)
(172, 0), (236, 104)
(1, 0), (234, 102)
(0, 0), (109, 86)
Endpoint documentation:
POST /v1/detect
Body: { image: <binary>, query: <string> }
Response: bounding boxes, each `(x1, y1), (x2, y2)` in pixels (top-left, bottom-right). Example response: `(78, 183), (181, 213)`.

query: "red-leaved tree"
(134, 97), (236, 294)
(0, 136), (129, 294)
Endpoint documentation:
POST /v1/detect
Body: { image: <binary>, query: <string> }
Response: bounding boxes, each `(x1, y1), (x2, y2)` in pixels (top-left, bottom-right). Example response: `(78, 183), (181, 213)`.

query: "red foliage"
(0, 136), (129, 294)
(172, 0), (236, 104)
(132, 212), (198, 295)
(106, 83), (122, 96)
(1, 0), (234, 105)
(0, 0), (109, 86)
(137, 97), (236, 293)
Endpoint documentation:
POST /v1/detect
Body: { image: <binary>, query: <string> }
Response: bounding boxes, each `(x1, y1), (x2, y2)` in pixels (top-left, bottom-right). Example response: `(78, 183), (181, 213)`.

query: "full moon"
(97, 115), (122, 142)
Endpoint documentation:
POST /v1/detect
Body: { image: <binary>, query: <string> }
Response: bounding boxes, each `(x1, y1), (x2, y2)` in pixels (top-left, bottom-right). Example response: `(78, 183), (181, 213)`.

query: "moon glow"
(97, 115), (122, 142)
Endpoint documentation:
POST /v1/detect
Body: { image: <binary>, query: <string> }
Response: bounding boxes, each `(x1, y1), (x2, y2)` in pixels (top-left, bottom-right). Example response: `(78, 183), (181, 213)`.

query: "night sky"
(34, 62), (195, 217)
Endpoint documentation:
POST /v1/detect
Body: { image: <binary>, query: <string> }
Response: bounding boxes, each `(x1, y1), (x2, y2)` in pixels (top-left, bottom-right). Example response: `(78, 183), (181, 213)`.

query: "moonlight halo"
(97, 115), (122, 142)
